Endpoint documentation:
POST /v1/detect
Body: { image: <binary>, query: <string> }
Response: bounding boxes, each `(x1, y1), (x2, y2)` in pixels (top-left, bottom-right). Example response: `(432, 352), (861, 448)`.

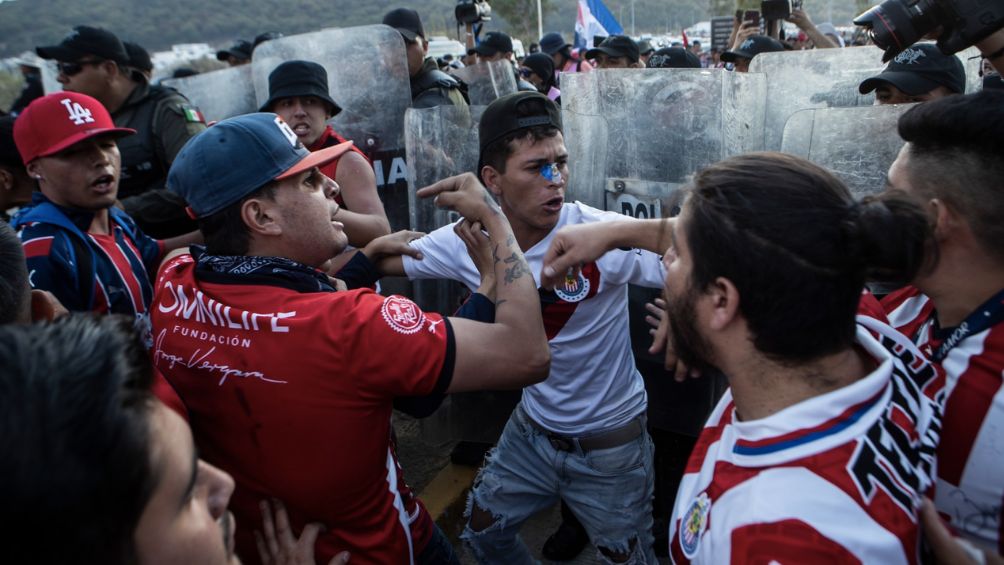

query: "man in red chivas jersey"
(882, 90), (1004, 559)
(541, 152), (944, 564)
(152, 112), (549, 564)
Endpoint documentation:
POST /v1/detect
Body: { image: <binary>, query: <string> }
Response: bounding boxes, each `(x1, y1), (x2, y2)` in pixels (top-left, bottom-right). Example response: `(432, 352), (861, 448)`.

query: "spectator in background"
(721, 35), (785, 72)
(647, 47), (702, 69)
(216, 39), (252, 66)
(8, 60), (43, 116)
(859, 43), (966, 105)
(638, 39), (656, 66)
(36, 26), (208, 238)
(475, 31), (537, 92)
(586, 35), (642, 69)
(520, 53), (560, 103)
(383, 7), (469, 110)
(124, 41), (154, 82)
(0, 116), (33, 221)
(785, 8), (839, 49)
(540, 31), (594, 82)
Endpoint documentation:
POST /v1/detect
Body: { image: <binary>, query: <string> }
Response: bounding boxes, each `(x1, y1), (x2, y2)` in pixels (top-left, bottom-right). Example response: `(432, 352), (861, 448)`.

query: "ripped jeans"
(461, 404), (656, 564)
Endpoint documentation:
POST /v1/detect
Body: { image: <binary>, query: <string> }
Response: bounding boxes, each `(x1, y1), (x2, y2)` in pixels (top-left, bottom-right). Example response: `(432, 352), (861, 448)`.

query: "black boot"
(541, 501), (589, 561)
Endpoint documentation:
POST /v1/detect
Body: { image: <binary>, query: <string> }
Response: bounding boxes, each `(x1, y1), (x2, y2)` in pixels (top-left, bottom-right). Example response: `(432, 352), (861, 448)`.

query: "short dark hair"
(685, 152), (930, 362)
(198, 181), (278, 256)
(0, 315), (156, 564)
(481, 97), (560, 175)
(897, 90), (1004, 265)
(0, 221), (29, 324)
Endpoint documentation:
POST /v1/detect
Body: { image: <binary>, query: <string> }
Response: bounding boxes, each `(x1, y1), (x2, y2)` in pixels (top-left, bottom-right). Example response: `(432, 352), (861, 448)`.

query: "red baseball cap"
(13, 92), (135, 165)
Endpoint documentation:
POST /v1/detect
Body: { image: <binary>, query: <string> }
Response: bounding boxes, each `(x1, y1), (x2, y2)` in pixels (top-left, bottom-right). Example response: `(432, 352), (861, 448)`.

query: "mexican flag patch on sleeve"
(182, 106), (206, 124)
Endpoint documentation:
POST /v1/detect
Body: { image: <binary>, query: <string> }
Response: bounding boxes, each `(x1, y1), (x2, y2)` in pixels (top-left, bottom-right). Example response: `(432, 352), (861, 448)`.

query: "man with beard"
(379, 91), (666, 564)
(542, 152), (944, 563)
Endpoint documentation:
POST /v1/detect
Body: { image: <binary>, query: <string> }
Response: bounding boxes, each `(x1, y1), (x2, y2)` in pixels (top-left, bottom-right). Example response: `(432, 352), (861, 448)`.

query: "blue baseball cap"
(167, 113), (352, 218)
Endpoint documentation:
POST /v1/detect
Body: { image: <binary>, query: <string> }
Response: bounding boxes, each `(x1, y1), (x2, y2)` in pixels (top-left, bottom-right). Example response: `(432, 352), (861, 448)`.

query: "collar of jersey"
(729, 326), (893, 461)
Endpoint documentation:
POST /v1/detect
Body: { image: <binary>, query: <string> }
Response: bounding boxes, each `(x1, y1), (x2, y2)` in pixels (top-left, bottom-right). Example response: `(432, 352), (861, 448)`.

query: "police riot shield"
(561, 68), (765, 213)
(448, 59), (518, 106)
(404, 104), (522, 444)
(161, 65), (257, 123)
(781, 104), (911, 198)
(561, 68), (742, 436)
(751, 45), (983, 152)
(252, 25), (413, 231)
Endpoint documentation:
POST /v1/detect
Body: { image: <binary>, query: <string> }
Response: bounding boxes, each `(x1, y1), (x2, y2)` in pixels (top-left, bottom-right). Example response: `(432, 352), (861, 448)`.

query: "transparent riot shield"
(752, 45), (983, 152)
(449, 59), (518, 106)
(781, 104), (911, 198)
(39, 60), (61, 95)
(561, 68), (739, 437)
(750, 46), (885, 151)
(161, 65), (256, 123)
(561, 68), (765, 212)
(252, 25), (413, 232)
(404, 104), (521, 444)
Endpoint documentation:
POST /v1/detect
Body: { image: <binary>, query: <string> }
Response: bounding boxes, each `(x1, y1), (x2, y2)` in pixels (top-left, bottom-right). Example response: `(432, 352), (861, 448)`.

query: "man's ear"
(0, 167), (13, 192)
(928, 198), (958, 242)
(706, 276), (740, 331)
(241, 197), (282, 237)
(25, 161), (41, 181)
(481, 165), (502, 196)
(422, 38), (429, 55)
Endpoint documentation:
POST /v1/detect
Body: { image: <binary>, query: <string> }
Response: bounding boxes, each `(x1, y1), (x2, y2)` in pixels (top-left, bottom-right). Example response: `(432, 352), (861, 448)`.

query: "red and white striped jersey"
(669, 317), (944, 564)
(883, 285), (1004, 553)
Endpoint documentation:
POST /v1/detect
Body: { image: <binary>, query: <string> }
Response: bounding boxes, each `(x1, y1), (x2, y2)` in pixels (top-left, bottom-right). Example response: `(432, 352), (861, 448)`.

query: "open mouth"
(543, 196), (564, 212)
(292, 123), (311, 136)
(92, 174), (115, 192)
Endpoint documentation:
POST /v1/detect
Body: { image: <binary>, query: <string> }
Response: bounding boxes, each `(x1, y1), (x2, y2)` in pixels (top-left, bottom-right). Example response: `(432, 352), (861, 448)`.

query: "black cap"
(638, 39), (655, 56)
(539, 32), (570, 55)
(0, 116), (23, 169)
(646, 47), (701, 69)
(478, 92), (562, 180)
(859, 44), (966, 96)
(383, 7), (425, 42)
(259, 60), (342, 117)
(36, 26), (129, 64)
(585, 35), (640, 63)
(124, 41), (152, 72)
(475, 31), (513, 57)
(721, 35), (785, 63)
(521, 53), (555, 82)
(253, 32), (283, 48)
(216, 40), (252, 62)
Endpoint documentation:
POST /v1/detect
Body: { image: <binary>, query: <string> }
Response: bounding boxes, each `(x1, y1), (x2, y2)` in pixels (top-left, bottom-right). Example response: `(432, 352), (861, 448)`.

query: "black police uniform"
(411, 57), (469, 109)
(115, 82), (206, 239)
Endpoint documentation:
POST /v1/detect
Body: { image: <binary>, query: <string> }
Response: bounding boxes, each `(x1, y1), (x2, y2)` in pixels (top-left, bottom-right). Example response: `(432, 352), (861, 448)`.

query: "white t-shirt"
(403, 202), (666, 434)
(669, 317), (945, 564)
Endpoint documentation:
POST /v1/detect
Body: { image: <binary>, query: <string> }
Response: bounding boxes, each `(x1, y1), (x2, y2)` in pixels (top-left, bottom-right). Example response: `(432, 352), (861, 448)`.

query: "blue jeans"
(417, 524), (460, 565)
(461, 404), (656, 564)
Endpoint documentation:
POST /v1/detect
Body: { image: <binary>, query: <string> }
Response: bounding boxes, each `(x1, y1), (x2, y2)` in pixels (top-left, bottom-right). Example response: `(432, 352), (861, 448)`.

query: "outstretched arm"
(540, 218), (672, 289)
(418, 173), (550, 393)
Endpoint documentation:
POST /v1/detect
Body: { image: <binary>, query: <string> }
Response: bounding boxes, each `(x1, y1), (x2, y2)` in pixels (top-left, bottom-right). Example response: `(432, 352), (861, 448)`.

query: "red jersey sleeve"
(341, 292), (455, 399)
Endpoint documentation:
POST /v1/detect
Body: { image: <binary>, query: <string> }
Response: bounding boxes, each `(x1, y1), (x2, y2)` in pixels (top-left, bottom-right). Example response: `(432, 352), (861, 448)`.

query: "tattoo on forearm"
(503, 252), (532, 284)
(482, 191), (501, 215)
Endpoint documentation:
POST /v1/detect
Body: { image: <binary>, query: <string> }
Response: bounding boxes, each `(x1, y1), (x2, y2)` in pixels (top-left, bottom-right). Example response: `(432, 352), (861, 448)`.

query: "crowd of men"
(1, 5), (1003, 565)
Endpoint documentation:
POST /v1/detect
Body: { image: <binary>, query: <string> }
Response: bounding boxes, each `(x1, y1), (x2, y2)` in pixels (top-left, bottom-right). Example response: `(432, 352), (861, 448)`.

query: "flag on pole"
(574, 0), (623, 51)
(682, 28), (689, 48)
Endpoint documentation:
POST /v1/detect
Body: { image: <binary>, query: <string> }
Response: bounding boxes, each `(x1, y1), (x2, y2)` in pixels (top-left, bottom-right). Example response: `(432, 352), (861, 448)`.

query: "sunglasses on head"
(57, 59), (105, 76)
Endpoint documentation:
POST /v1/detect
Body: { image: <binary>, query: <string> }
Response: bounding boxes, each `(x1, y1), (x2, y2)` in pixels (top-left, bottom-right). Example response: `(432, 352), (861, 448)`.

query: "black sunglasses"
(57, 59), (105, 76)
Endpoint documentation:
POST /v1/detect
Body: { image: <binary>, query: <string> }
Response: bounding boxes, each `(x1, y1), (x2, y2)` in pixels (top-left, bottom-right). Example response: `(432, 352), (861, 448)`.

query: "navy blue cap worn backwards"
(168, 113), (353, 218)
